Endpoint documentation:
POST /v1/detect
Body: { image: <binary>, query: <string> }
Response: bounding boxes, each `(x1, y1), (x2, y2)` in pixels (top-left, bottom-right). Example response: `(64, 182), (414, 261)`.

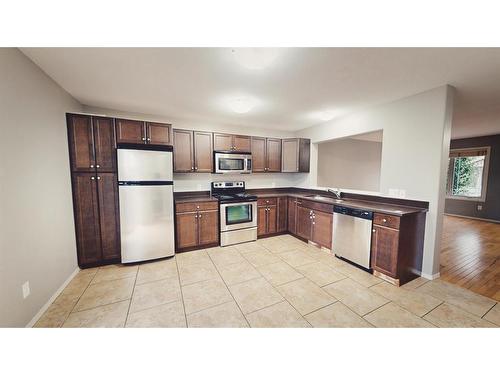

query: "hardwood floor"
(440, 215), (500, 301)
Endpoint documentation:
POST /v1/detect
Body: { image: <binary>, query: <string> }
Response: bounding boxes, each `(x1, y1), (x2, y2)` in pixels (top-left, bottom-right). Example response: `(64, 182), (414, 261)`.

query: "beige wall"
(82, 105), (305, 191)
(296, 86), (454, 278)
(0, 48), (82, 327)
(317, 138), (382, 192)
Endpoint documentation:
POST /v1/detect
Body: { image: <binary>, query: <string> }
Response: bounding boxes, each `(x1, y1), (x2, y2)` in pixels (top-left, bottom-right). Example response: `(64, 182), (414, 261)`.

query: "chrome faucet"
(327, 188), (342, 200)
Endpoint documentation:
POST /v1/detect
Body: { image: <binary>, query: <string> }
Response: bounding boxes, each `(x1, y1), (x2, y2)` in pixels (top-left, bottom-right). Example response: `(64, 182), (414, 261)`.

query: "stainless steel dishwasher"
(332, 205), (373, 269)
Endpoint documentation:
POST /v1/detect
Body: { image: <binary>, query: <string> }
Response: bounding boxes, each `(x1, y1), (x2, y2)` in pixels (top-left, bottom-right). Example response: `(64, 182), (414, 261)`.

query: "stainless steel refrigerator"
(117, 146), (175, 263)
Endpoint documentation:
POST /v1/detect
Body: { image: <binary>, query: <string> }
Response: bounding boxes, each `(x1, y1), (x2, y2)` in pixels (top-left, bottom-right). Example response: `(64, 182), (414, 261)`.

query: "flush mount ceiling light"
(231, 48), (281, 70)
(309, 109), (340, 122)
(227, 96), (258, 113)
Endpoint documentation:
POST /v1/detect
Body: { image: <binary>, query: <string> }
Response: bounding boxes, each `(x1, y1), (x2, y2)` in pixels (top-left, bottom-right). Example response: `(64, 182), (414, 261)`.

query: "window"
(446, 147), (490, 201)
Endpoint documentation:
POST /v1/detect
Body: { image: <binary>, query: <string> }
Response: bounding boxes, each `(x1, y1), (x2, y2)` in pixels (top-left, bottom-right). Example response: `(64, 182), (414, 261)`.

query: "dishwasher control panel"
(333, 205), (373, 220)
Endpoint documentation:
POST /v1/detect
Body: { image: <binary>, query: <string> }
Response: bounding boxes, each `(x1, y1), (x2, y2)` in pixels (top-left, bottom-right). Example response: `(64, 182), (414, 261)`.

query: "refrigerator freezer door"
(119, 185), (175, 263)
(118, 149), (173, 182)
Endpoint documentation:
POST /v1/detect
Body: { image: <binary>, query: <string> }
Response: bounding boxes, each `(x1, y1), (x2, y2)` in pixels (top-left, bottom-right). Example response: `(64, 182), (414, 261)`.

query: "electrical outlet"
(388, 188), (399, 197)
(22, 281), (30, 299)
(477, 204), (483, 211)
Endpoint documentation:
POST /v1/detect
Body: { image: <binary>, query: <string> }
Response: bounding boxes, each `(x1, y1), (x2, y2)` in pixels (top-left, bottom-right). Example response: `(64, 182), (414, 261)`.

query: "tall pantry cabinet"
(67, 113), (121, 268)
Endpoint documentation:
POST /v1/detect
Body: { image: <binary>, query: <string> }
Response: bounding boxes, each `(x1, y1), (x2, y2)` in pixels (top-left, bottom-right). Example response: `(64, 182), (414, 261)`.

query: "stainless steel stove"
(211, 181), (258, 246)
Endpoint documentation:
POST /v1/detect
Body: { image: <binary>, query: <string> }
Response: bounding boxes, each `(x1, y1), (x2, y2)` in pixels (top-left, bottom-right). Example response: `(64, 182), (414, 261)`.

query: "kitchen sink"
(305, 194), (343, 203)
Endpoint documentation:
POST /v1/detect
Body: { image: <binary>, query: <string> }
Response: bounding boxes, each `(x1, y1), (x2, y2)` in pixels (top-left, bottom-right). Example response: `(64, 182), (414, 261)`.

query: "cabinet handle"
(141, 137), (146, 141)
(147, 138), (151, 142)
(90, 164), (94, 168)
(97, 176), (101, 180)
(91, 176), (95, 180)
(195, 166), (198, 170)
(382, 219), (387, 223)
(196, 206), (200, 209)
(195, 214), (198, 218)
(96, 164), (100, 168)
(372, 229), (376, 233)
(312, 222), (315, 225)
(191, 166), (194, 170)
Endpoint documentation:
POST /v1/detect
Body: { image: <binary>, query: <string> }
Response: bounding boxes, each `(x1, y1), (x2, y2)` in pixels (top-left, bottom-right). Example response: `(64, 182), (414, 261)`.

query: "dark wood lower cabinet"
(277, 196), (288, 232)
(97, 173), (121, 260)
(370, 212), (426, 286)
(72, 172), (120, 267)
(311, 210), (333, 249)
(257, 199), (279, 237)
(175, 202), (219, 251)
(296, 205), (312, 240)
(287, 198), (297, 234)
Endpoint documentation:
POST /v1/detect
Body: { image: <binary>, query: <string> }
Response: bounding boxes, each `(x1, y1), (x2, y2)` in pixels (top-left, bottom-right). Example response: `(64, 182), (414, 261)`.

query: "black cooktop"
(211, 192), (257, 203)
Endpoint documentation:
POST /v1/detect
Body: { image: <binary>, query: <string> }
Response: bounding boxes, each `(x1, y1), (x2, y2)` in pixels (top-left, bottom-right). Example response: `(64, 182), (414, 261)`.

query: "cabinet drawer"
(301, 199), (334, 214)
(176, 201), (218, 213)
(373, 213), (400, 229)
(257, 197), (277, 207)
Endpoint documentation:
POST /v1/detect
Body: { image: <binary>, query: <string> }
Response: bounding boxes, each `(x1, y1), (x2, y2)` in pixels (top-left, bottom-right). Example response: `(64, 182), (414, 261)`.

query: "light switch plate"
(388, 188), (399, 197)
(22, 281), (30, 299)
(477, 205), (483, 211)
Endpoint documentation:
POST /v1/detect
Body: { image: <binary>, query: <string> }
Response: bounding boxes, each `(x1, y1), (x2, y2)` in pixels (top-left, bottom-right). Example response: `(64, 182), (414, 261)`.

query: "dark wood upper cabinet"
(213, 133), (233, 151)
(67, 114), (116, 173)
(266, 138), (282, 172)
(116, 119), (146, 144)
(233, 135), (251, 152)
(282, 138), (310, 173)
(194, 131), (213, 173)
(67, 114), (95, 172)
(311, 210), (333, 249)
(251, 137), (266, 172)
(213, 133), (251, 152)
(96, 173), (120, 260)
(173, 129), (194, 172)
(72, 173), (102, 266)
(147, 122), (172, 145)
(93, 117), (116, 172)
(251, 137), (281, 172)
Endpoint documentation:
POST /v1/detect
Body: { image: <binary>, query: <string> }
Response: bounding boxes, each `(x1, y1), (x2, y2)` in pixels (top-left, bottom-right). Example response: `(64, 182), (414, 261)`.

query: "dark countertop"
(174, 189), (427, 216)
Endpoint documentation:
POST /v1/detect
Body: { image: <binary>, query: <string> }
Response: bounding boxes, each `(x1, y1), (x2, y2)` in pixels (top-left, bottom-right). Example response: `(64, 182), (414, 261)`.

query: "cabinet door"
(147, 122), (172, 145)
(311, 210), (333, 249)
(267, 206), (277, 234)
(371, 225), (399, 277)
(233, 135), (251, 152)
(116, 119), (145, 144)
(67, 114), (95, 172)
(257, 206), (268, 236)
(176, 212), (198, 249)
(296, 206), (312, 240)
(96, 173), (120, 260)
(72, 173), (102, 266)
(213, 133), (233, 151)
(173, 129), (194, 172)
(198, 210), (219, 246)
(93, 117), (116, 172)
(194, 131), (213, 172)
(266, 138), (282, 172)
(287, 199), (297, 234)
(281, 139), (298, 172)
(277, 196), (288, 232)
(251, 137), (266, 172)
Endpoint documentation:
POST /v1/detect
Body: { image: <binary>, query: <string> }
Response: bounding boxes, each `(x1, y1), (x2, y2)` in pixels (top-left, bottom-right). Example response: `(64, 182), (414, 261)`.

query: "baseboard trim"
(444, 213), (500, 224)
(420, 271), (440, 280)
(26, 267), (80, 328)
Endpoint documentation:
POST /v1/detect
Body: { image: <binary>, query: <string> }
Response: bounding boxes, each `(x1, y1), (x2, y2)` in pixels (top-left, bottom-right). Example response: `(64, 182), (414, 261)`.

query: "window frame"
(446, 146), (491, 202)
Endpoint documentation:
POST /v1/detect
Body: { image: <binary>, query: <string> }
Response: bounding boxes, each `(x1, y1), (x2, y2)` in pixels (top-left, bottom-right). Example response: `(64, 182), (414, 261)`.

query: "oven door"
(215, 153), (251, 174)
(220, 201), (257, 231)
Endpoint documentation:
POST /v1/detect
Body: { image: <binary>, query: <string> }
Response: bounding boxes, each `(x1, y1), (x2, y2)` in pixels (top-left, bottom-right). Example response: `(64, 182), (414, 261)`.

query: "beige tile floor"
(34, 235), (499, 328)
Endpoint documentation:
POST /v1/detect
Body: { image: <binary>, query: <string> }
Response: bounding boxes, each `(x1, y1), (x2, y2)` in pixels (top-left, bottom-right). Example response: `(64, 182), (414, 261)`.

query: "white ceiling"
(21, 48), (500, 137)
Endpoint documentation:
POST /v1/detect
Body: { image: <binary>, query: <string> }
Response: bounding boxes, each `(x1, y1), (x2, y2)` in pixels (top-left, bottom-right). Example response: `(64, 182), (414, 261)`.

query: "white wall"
(82, 105), (304, 191)
(317, 138), (382, 192)
(296, 86), (454, 278)
(0, 48), (83, 327)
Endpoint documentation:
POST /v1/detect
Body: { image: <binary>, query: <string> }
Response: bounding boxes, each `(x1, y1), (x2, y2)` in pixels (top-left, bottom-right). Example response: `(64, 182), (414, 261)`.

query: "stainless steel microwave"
(214, 152), (252, 174)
